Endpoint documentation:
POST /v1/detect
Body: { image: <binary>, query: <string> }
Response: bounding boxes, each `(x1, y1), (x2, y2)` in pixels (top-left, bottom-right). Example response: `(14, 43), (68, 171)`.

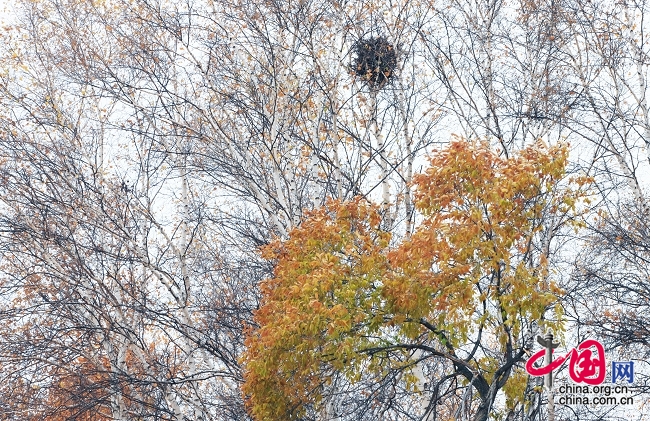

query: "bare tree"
(0, 0), (441, 419)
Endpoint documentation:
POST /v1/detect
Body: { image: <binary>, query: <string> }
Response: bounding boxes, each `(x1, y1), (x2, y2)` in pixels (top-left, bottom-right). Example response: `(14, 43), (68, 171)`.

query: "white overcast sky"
(1, 0), (15, 26)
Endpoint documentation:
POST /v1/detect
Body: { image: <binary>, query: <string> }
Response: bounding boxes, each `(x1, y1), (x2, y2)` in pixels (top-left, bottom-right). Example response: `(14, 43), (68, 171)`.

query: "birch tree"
(0, 0), (440, 419)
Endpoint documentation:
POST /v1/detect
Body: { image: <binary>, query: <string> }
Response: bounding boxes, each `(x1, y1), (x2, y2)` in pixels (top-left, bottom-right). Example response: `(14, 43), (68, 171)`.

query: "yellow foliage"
(242, 140), (591, 420)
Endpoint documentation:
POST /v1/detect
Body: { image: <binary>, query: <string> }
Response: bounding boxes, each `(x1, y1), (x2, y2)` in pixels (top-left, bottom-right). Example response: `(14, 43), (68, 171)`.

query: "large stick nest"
(351, 36), (399, 89)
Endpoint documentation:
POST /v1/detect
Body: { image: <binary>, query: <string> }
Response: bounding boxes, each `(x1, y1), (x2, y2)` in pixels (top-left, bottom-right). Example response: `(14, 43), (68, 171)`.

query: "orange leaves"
(243, 198), (391, 420)
(403, 139), (588, 338)
(40, 356), (113, 421)
(243, 140), (591, 420)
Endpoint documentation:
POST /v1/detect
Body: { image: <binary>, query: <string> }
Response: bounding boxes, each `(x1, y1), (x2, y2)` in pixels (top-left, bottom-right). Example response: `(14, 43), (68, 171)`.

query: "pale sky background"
(0, 0), (16, 26)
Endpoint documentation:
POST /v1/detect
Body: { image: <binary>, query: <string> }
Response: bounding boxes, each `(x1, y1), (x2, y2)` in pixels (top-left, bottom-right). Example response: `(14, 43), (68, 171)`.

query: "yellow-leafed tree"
(242, 140), (591, 421)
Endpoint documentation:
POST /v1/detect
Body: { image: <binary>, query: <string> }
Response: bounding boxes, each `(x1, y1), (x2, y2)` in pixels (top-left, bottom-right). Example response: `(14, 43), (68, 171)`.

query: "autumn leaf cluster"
(241, 140), (592, 420)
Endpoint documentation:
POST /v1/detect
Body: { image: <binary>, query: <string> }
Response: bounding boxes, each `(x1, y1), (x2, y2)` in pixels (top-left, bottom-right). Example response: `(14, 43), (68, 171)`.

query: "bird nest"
(351, 36), (399, 89)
